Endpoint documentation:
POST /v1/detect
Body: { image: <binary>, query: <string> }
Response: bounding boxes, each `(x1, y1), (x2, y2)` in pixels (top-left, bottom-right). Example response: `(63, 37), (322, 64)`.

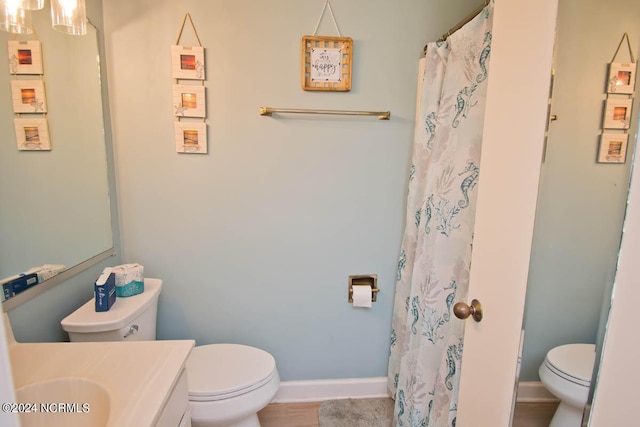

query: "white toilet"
(61, 278), (280, 427)
(538, 343), (596, 427)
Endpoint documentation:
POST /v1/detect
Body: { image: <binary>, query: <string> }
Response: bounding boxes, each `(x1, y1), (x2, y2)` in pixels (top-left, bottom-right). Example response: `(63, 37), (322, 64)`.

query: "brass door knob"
(453, 299), (483, 322)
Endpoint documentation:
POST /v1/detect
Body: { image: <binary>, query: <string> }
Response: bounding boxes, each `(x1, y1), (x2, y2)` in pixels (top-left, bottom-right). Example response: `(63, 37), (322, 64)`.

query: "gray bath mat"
(318, 397), (394, 427)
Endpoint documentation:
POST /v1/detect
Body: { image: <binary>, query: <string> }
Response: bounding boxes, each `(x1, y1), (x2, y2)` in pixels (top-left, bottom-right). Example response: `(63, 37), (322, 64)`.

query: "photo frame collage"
(599, 34), (637, 164)
(171, 13), (207, 154)
(7, 40), (51, 151)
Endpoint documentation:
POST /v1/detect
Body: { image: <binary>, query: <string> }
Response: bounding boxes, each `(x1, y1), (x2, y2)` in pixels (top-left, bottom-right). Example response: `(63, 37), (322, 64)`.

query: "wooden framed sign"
(301, 35), (352, 92)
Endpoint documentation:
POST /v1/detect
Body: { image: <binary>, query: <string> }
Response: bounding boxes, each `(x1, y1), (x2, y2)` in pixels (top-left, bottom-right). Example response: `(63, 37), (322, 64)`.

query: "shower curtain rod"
(423, 0), (490, 54)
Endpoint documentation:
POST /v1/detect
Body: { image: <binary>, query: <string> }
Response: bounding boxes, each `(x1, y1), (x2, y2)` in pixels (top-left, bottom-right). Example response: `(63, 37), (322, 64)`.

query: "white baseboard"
(272, 377), (389, 403)
(272, 378), (557, 404)
(516, 381), (558, 403)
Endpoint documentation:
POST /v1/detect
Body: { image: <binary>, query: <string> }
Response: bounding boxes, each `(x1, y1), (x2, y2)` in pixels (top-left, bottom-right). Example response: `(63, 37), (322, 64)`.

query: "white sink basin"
(16, 378), (110, 426)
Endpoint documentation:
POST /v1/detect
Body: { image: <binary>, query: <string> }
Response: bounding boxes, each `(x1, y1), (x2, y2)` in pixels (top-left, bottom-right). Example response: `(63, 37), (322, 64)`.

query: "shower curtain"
(387, 3), (493, 426)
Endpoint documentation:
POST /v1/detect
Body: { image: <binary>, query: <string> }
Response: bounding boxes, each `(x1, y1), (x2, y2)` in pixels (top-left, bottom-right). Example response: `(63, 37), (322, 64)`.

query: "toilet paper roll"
(352, 285), (372, 308)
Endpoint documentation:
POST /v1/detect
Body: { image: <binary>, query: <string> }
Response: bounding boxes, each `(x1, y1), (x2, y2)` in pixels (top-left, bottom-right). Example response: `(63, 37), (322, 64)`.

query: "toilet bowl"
(187, 344), (280, 427)
(538, 343), (596, 427)
(61, 278), (280, 427)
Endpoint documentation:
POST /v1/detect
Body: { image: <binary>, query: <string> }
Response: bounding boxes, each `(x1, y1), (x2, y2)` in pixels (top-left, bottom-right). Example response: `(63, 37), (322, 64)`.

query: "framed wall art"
(11, 79), (47, 113)
(174, 121), (207, 154)
(173, 84), (206, 118)
(14, 117), (51, 151)
(171, 45), (205, 80)
(598, 132), (629, 164)
(608, 62), (636, 94)
(602, 98), (633, 129)
(301, 35), (352, 91)
(7, 40), (43, 75)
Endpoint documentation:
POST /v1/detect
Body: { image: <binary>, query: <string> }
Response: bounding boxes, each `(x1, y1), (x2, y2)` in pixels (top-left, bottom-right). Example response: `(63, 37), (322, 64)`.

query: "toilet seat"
(186, 344), (277, 402)
(543, 343), (595, 387)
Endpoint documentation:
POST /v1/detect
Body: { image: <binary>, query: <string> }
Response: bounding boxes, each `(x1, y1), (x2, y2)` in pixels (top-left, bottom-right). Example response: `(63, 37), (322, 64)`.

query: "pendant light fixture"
(20, 0), (44, 10)
(0, 0), (33, 34)
(0, 0), (86, 35)
(50, 0), (86, 35)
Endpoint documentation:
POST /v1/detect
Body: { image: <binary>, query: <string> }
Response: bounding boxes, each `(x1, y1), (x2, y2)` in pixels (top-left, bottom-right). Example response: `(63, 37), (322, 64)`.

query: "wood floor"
(258, 401), (559, 427)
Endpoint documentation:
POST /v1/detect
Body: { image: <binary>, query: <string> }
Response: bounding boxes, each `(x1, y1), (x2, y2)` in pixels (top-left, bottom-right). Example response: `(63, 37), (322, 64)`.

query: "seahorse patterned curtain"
(387, 4), (493, 426)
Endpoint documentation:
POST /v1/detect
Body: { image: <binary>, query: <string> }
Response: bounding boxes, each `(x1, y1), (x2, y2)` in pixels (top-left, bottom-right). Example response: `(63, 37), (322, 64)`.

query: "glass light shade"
(50, 0), (86, 35)
(0, 0), (33, 34)
(19, 0), (44, 10)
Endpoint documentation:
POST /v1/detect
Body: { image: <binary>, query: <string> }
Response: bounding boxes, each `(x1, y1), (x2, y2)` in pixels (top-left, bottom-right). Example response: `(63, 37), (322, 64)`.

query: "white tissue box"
(24, 264), (66, 282)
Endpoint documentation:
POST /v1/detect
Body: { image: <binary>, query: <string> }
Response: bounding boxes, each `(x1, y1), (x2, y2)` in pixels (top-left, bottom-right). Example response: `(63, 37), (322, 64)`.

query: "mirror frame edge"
(1, 248), (115, 312)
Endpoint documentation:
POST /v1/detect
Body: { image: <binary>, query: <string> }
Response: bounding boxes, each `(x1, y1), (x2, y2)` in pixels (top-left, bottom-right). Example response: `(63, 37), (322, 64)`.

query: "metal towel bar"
(259, 107), (390, 120)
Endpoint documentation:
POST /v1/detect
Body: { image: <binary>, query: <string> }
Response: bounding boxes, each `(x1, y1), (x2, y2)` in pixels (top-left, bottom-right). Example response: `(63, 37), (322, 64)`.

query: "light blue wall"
(520, 0), (640, 381)
(103, 0), (479, 381)
(9, 0), (632, 387)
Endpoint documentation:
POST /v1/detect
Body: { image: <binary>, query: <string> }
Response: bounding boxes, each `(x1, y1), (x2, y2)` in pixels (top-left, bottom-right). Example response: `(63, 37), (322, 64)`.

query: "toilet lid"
(186, 344), (277, 401)
(544, 343), (596, 387)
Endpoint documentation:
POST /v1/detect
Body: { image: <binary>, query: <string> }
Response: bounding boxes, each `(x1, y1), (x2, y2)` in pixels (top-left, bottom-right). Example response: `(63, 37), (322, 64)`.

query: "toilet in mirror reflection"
(539, 344), (596, 426)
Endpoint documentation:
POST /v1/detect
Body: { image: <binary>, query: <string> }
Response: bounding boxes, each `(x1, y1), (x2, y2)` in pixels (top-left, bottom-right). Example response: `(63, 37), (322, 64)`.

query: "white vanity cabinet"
(155, 369), (191, 427)
(8, 340), (195, 427)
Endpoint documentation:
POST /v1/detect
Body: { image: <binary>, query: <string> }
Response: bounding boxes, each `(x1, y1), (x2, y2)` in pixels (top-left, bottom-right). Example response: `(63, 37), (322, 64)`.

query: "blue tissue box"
(112, 263), (144, 297)
(2, 273), (39, 299)
(116, 280), (144, 297)
(95, 269), (116, 312)
(2, 275), (21, 300)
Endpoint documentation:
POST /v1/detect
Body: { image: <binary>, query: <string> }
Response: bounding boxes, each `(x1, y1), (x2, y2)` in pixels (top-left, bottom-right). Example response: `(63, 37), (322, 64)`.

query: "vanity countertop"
(9, 339), (194, 426)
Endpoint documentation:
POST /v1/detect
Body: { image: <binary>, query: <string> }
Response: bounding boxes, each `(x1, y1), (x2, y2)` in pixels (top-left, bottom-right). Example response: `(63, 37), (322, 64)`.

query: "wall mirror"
(515, 0), (639, 422)
(0, 12), (113, 308)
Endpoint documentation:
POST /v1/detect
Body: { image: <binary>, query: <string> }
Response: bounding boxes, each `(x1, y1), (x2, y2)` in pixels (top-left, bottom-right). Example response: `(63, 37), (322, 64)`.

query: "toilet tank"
(61, 278), (162, 342)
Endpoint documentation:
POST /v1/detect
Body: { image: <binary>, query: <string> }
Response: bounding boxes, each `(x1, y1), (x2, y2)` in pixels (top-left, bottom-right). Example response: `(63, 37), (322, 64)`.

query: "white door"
(455, 1), (559, 426)
(588, 128), (640, 423)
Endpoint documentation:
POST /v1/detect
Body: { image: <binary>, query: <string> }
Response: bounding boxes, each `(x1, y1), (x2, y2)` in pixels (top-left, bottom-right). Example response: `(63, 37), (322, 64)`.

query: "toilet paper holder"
(348, 274), (379, 303)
